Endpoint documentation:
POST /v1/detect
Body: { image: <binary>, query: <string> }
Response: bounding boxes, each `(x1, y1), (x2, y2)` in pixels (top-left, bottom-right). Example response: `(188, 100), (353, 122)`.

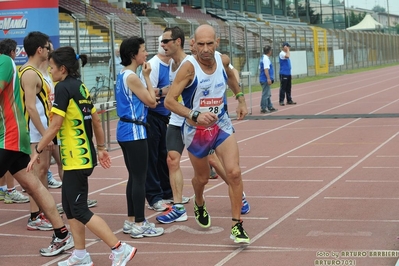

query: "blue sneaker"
(156, 205), (188, 224)
(241, 192), (250, 215)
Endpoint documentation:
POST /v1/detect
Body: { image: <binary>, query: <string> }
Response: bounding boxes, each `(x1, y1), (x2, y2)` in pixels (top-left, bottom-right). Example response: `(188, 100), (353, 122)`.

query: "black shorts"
(62, 168), (94, 224)
(166, 125), (185, 154)
(0, 149), (30, 177)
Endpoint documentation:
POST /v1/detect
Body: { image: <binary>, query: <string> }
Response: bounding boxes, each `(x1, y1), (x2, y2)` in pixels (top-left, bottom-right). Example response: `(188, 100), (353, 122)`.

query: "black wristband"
(192, 111), (200, 123)
(35, 144), (43, 154)
(158, 89), (162, 97)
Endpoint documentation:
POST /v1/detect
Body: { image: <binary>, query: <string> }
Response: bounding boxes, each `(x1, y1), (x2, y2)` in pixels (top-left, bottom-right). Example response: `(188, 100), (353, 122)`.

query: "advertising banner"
(0, 0), (59, 65)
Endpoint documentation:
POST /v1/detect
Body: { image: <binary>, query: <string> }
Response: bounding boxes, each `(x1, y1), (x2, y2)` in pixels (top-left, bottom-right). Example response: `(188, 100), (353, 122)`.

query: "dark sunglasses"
(42, 45), (51, 51)
(161, 38), (177, 44)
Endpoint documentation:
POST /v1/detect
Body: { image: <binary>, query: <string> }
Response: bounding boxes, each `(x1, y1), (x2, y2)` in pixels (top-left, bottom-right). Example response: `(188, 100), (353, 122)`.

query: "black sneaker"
(287, 101), (297, 105)
(193, 196), (211, 228)
(279, 102), (285, 106)
(269, 107), (278, 112)
(260, 109), (270, 114)
(230, 220), (250, 244)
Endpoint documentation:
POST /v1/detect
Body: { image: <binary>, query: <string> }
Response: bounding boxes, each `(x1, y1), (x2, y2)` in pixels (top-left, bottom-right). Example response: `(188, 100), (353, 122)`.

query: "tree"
(328, 0), (342, 6)
(372, 5), (386, 13)
(297, 3), (320, 24)
(346, 11), (366, 28)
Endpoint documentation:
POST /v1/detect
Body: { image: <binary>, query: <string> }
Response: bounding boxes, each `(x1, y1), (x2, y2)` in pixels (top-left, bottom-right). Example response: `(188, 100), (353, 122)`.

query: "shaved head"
(194, 24), (216, 41)
(193, 24), (219, 63)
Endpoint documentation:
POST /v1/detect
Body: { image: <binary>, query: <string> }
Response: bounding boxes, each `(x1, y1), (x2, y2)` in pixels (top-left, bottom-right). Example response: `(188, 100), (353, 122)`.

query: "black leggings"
(118, 139), (148, 223)
(62, 168), (94, 224)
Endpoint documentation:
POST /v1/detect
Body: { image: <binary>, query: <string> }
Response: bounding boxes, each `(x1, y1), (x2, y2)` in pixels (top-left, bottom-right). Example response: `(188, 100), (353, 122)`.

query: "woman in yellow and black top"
(27, 46), (137, 266)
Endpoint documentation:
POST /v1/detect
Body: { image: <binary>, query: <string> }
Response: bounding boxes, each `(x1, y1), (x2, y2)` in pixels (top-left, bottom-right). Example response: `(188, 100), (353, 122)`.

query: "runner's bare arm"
(164, 60), (194, 118)
(22, 70), (48, 136)
(92, 111), (111, 169)
(221, 54), (248, 120)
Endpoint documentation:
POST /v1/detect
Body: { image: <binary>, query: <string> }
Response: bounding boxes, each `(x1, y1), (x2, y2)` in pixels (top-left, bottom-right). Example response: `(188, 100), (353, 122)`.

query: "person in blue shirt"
(142, 36), (173, 212)
(115, 36), (164, 239)
(279, 42), (296, 106)
(259, 45), (277, 113)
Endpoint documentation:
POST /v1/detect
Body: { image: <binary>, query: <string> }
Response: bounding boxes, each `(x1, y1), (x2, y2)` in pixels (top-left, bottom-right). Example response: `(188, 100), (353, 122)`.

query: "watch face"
(192, 111), (200, 122)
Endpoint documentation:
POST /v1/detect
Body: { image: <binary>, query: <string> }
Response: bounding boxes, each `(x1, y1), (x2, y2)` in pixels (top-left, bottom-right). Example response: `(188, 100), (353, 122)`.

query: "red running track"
(1, 65), (399, 265)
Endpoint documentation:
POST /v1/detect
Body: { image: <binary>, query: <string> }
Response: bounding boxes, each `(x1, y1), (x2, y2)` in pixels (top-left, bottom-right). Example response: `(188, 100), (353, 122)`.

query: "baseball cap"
(282, 42), (291, 47)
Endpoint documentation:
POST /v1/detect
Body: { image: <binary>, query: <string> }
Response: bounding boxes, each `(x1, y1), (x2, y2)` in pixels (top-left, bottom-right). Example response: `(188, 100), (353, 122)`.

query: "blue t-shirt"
(279, 51), (291, 75)
(115, 69), (147, 141)
(143, 55), (170, 116)
(259, 54), (274, 83)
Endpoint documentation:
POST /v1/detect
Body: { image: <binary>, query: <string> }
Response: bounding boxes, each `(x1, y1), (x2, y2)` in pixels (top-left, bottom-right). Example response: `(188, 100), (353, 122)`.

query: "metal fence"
(59, 9), (399, 104)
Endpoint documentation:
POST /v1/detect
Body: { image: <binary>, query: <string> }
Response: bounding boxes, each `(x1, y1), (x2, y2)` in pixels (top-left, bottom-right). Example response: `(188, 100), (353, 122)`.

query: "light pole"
(387, 0), (390, 32)
(346, 0), (350, 28)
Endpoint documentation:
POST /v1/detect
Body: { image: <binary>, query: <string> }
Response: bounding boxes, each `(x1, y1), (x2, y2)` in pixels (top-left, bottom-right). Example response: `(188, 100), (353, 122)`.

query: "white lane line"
(287, 155), (358, 158)
(296, 218), (399, 223)
(315, 84), (399, 115)
(95, 213), (270, 221)
(363, 166), (399, 168)
(209, 195), (299, 199)
(307, 231), (372, 237)
(216, 127), (399, 265)
(265, 166), (342, 169)
(324, 197), (399, 200)
(99, 193), (299, 199)
(346, 180), (399, 183)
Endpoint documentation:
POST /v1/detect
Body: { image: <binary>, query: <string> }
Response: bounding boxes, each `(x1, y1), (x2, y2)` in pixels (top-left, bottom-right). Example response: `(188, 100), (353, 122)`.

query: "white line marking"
(324, 197), (399, 200)
(287, 155), (358, 158)
(216, 124), (399, 265)
(95, 213), (269, 220)
(100, 192), (298, 199)
(265, 166), (342, 169)
(363, 167), (399, 169)
(297, 218), (399, 223)
(209, 195), (299, 199)
(307, 231), (372, 237)
(315, 83), (399, 115)
(346, 180), (399, 183)
(244, 180), (324, 182)
(164, 225), (224, 234)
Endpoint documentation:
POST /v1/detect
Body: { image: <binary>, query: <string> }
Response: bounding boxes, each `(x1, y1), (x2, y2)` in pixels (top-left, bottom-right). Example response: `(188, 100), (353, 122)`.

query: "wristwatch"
(158, 89), (163, 97)
(192, 111), (201, 123)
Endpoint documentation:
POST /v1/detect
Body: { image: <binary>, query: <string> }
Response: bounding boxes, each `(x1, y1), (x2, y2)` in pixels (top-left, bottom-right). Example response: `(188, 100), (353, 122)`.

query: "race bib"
(199, 97), (224, 115)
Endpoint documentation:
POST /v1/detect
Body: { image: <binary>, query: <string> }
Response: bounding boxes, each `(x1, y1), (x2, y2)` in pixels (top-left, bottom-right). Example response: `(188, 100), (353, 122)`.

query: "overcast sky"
(346, 0), (399, 15)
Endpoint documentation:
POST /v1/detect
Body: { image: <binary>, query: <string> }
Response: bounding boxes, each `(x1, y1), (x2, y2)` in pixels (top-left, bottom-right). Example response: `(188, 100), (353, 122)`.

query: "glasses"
(42, 45), (51, 51)
(161, 38), (177, 44)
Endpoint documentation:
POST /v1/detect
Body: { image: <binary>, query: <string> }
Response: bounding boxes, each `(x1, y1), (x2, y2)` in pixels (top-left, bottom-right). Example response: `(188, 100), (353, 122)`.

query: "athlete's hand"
(142, 62), (152, 77)
(27, 152), (40, 172)
(98, 150), (111, 169)
(236, 100), (248, 120)
(47, 141), (54, 151)
(196, 112), (217, 127)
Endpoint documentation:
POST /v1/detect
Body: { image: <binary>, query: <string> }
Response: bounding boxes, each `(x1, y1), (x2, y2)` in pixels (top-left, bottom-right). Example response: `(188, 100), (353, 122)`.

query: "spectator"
(259, 45), (277, 113)
(279, 42), (296, 106)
